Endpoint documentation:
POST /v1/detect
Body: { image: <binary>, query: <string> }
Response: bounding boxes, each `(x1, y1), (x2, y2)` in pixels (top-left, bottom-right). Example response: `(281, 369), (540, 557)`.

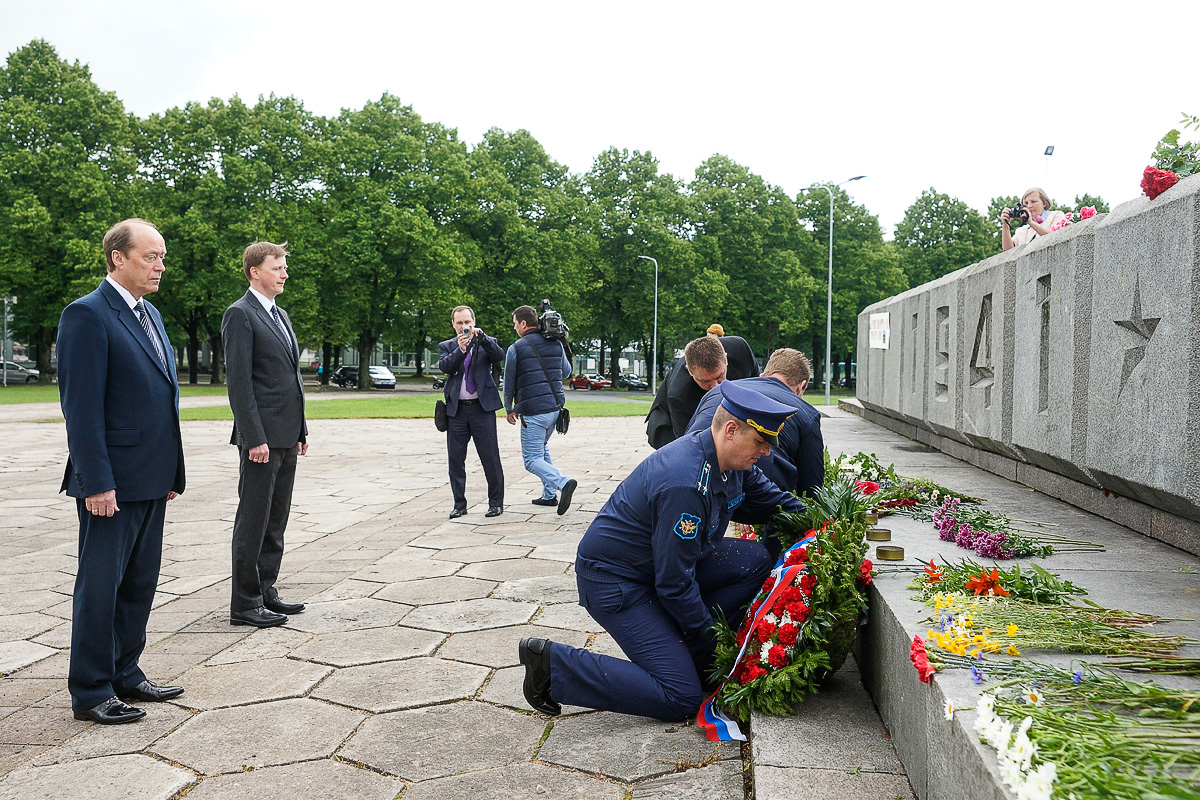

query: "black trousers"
(69, 496), (166, 711)
(447, 400), (504, 509)
(231, 444), (297, 612)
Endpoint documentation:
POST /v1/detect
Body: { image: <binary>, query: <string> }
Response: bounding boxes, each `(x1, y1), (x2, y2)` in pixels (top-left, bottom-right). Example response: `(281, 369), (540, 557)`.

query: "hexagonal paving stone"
(492, 574), (579, 605)
(401, 762), (625, 800)
(290, 625), (443, 667)
(480, 665), (591, 717)
(0, 613), (60, 641)
(433, 544), (533, 562)
(183, 759), (403, 800)
(32, 705), (192, 765)
(373, 576), (497, 606)
(539, 711), (739, 782)
(349, 559), (461, 583)
(150, 698), (364, 775)
(435, 624), (588, 668)
(402, 598), (538, 633)
(174, 657), (332, 709)
(535, 603), (605, 632)
(408, 530), (502, 550)
(459, 559), (567, 581)
(339, 701), (545, 781)
(302, 579), (383, 602)
(0, 641), (57, 674)
(631, 760), (743, 799)
(282, 598), (413, 633)
(204, 628), (312, 665)
(0, 753), (194, 800)
(312, 657), (489, 712)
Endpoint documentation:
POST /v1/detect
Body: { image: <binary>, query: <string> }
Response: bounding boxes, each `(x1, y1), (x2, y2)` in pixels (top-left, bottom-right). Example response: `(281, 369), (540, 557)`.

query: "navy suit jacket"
(57, 280), (185, 501)
(438, 333), (504, 415)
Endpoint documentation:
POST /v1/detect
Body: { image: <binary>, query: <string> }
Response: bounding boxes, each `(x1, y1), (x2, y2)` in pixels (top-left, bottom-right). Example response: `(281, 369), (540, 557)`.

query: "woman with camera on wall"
(1000, 187), (1066, 251)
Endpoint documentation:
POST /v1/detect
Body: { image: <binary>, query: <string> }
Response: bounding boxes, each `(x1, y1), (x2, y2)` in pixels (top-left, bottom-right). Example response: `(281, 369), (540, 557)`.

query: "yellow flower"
(983, 628), (992, 636)
(970, 648), (981, 658)
(1007, 645), (1020, 656)
(972, 635), (987, 644)
(1006, 624), (1019, 637)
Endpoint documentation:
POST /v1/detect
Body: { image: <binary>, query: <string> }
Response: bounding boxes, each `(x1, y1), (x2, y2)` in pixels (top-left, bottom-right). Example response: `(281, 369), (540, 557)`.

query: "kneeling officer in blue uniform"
(519, 382), (805, 721)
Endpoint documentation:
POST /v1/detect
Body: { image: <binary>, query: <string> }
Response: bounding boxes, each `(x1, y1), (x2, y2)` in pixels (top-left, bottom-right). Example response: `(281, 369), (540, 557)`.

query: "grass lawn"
(0, 384), (233, 404)
(180, 397), (650, 421)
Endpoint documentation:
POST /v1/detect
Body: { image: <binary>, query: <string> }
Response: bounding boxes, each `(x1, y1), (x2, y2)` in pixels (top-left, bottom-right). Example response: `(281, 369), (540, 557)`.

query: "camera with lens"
(1008, 203), (1029, 223)
(538, 298), (569, 341)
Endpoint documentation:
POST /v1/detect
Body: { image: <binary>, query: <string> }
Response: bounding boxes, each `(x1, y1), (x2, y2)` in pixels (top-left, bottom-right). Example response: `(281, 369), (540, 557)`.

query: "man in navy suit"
(438, 306), (505, 518)
(57, 219), (186, 725)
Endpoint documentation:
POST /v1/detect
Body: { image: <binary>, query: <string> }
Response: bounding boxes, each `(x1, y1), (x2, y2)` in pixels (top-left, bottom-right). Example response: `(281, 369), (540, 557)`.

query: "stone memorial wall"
(856, 173), (1200, 555)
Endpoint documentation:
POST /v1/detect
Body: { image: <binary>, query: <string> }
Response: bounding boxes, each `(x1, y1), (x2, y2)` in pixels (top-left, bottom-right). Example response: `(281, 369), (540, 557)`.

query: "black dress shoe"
(485, 506), (503, 517)
(449, 507), (467, 519)
(557, 479), (578, 516)
(531, 497), (558, 507)
(230, 605), (287, 627)
(119, 680), (184, 703)
(73, 697), (145, 725)
(264, 596), (305, 615)
(518, 637), (561, 716)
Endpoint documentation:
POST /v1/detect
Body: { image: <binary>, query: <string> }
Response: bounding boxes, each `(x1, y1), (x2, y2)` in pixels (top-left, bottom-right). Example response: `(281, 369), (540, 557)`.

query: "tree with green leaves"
(0, 40), (134, 380)
(895, 188), (994, 289)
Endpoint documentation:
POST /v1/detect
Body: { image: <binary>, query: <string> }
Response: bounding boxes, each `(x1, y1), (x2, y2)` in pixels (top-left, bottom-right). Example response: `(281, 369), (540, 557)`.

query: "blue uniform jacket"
(576, 429), (803, 644)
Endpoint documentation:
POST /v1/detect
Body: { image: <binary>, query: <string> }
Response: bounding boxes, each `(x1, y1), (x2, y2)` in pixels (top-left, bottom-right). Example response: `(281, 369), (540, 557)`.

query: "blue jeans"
(520, 411), (569, 499)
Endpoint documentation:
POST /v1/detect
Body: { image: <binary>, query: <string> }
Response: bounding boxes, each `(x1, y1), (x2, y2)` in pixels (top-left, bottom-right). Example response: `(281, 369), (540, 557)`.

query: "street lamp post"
(637, 255), (659, 394)
(2, 296), (14, 389)
(802, 176), (865, 407)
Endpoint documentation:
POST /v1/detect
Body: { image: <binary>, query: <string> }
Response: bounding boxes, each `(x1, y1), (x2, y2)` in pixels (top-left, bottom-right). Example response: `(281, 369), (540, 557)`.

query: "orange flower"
(923, 559), (945, 585)
(964, 568), (1010, 597)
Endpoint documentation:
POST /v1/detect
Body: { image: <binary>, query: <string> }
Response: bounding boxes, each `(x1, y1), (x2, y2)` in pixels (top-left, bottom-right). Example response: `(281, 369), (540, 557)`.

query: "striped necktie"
(133, 301), (167, 370)
(270, 305), (292, 351)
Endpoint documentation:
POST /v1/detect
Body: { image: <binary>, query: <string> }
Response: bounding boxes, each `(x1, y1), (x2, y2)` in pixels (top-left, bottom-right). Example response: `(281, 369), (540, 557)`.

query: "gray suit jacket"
(222, 290), (307, 449)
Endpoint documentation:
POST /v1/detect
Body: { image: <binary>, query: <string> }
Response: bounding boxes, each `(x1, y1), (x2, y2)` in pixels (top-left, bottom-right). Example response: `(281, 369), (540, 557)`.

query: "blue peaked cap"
(717, 381), (795, 443)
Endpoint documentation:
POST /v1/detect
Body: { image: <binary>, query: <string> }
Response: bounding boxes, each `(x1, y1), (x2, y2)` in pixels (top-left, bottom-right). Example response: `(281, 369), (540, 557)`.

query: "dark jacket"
(438, 333), (504, 415)
(57, 280), (185, 501)
(503, 330), (570, 416)
(645, 335), (761, 449)
(222, 290), (308, 449)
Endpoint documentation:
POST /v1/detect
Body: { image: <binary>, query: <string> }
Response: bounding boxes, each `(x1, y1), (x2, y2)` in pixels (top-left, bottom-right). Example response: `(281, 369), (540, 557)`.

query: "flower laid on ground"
(964, 568), (1010, 597)
(706, 480), (871, 726)
(826, 452), (982, 521)
(907, 558), (1086, 604)
(910, 635), (937, 683)
(930, 496), (1103, 559)
(1141, 165), (1180, 199)
(854, 480), (879, 495)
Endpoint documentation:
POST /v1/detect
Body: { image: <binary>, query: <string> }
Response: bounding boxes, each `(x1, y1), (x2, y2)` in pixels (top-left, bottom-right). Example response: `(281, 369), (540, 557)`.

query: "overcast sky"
(5, 0), (1196, 237)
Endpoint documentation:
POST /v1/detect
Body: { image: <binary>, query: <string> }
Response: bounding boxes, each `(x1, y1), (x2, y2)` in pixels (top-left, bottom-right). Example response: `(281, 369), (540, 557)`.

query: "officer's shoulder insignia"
(696, 461), (711, 496)
(674, 512), (702, 540)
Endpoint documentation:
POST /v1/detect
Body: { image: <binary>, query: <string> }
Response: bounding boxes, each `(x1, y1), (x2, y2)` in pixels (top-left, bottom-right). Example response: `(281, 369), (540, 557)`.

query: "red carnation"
(858, 558), (874, 586)
(1142, 165), (1179, 200)
(767, 644), (789, 668)
(855, 480), (880, 495)
(761, 575), (777, 593)
(771, 596), (787, 617)
(748, 599), (763, 619)
(735, 626), (748, 647)
(800, 574), (818, 594)
(741, 662), (767, 684)
(910, 635), (936, 683)
(786, 602), (810, 623)
(730, 663), (745, 683)
(781, 585), (803, 603)
(756, 619), (776, 643)
(784, 548), (809, 567)
(777, 623), (799, 646)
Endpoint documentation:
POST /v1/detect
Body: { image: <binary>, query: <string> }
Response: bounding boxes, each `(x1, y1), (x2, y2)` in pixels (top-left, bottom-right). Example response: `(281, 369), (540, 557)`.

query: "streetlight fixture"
(2, 296), (15, 389)
(801, 175), (865, 407)
(637, 255), (659, 394)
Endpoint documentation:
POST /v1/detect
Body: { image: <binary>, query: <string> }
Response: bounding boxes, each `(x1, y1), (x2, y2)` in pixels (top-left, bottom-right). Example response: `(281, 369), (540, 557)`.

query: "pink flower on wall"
(1079, 206), (1097, 220)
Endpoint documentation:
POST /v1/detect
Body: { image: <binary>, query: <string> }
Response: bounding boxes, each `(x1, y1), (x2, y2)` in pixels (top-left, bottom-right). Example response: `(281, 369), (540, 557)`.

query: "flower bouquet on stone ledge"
(829, 451), (983, 520)
(699, 480), (872, 738)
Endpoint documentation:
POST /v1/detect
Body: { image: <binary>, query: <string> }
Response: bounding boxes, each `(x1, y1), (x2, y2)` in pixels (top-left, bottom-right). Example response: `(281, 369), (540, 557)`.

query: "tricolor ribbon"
(697, 534), (817, 741)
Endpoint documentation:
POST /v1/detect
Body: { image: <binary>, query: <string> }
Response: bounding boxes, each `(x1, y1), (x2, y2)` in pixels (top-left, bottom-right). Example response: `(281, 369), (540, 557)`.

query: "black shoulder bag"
(524, 338), (570, 434)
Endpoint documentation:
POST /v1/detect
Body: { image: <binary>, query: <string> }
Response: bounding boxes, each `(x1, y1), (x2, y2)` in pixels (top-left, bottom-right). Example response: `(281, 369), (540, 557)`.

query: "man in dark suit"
(646, 331), (760, 449)
(58, 218), (186, 724)
(222, 241), (308, 628)
(438, 306), (505, 519)
(684, 348), (824, 559)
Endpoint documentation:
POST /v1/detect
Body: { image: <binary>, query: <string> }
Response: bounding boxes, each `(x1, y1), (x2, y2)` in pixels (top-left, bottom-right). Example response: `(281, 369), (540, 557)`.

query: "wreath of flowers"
(704, 480), (872, 725)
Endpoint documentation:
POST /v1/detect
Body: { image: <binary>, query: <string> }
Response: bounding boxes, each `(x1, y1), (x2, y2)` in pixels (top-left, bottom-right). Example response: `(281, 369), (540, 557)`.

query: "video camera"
(538, 298), (569, 341)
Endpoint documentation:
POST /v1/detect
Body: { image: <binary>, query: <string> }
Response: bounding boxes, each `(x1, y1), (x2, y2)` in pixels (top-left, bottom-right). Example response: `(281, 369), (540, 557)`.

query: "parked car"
(568, 373), (612, 390)
(3, 361), (39, 384)
(617, 373), (649, 391)
(331, 365), (397, 389)
(839, 376), (857, 389)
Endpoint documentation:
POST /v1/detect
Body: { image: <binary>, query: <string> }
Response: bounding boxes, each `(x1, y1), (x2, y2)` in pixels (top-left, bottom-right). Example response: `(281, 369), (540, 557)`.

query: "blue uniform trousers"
(550, 538), (771, 721)
(69, 497), (166, 711)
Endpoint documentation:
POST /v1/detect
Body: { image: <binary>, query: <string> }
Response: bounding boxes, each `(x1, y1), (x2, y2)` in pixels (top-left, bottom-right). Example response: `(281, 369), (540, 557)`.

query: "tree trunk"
(209, 334), (225, 385)
(36, 325), (54, 384)
(609, 339), (620, 383)
(321, 341), (332, 386)
(357, 333), (376, 390)
(415, 310), (425, 377)
(186, 324), (201, 385)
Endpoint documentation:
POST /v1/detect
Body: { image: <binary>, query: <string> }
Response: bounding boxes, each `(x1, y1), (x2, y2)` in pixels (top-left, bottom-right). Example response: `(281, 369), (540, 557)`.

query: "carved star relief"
(1113, 275), (1160, 393)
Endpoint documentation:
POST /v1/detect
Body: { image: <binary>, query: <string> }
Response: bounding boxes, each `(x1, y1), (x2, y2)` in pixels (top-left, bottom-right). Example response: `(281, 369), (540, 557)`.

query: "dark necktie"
(270, 305), (292, 351)
(463, 346), (477, 394)
(133, 301), (167, 370)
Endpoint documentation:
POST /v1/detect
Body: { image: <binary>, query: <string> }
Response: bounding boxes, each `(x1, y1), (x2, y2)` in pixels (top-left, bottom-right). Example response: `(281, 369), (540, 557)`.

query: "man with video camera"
(503, 303), (577, 516)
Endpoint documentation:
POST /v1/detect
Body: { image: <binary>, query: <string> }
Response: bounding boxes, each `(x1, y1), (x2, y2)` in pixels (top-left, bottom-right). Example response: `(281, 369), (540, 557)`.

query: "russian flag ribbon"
(697, 534), (817, 741)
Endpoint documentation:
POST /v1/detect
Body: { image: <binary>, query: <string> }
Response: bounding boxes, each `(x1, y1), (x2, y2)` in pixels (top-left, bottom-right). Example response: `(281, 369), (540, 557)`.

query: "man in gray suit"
(222, 241), (308, 628)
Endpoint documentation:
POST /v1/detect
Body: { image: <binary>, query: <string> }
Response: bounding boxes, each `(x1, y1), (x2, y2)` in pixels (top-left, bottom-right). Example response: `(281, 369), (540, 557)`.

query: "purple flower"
(955, 523), (976, 549)
(1072, 670), (1083, 684)
(970, 666), (985, 684)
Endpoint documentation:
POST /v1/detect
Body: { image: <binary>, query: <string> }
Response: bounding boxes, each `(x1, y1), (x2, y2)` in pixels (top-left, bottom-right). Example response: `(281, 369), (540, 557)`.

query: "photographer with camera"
(438, 306), (505, 519)
(1001, 187), (1065, 251)
(503, 303), (577, 516)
